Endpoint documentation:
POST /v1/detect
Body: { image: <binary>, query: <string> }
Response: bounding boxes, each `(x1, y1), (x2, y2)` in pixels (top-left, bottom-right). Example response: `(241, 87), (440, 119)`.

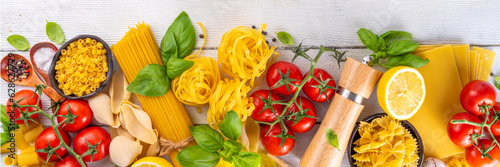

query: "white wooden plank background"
(1, 0), (500, 166)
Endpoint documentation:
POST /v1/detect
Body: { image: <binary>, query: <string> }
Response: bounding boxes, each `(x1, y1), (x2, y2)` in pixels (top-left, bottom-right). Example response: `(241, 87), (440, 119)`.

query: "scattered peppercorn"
(272, 38), (277, 42)
(266, 40), (269, 44)
(199, 34), (204, 38)
(252, 25), (256, 29)
(262, 31), (267, 35)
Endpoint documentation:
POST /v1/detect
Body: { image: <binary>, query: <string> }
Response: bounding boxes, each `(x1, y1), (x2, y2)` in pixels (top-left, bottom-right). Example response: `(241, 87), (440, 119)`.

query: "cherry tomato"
(448, 112), (482, 148)
(6, 90), (41, 124)
(461, 80), (497, 116)
(35, 127), (71, 161)
(284, 97), (317, 133)
(56, 99), (93, 132)
(302, 68), (336, 103)
(250, 90), (283, 122)
(266, 61), (303, 95)
(260, 124), (295, 156)
(54, 155), (87, 167)
(478, 103), (500, 136)
(73, 126), (111, 162)
(465, 139), (500, 167)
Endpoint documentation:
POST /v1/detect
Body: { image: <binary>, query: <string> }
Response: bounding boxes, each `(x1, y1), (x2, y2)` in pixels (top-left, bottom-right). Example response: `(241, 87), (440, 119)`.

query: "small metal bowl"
(347, 113), (424, 167)
(48, 35), (113, 99)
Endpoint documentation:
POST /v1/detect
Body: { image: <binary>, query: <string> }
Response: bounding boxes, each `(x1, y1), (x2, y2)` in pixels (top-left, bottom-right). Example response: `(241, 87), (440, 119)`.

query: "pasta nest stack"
(218, 23), (278, 87)
(172, 55), (221, 107)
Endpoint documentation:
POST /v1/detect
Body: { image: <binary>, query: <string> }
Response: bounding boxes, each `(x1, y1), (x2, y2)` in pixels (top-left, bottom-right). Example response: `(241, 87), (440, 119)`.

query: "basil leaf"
(386, 40), (419, 56)
(1, 133), (9, 146)
(232, 152), (261, 167)
(377, 37), (386, 51)
(1, 104), (9, 125)
(7, 35), (29, 51)
(219, 110), (242, 141)
(177, 145), (221, 167)
(161, 11), (196, 63)
(126, 64), (170, 97)
(326, 128), (339, 150)
(276, 31), (294, 45)
(166, 57), (194, 79)
(494, 76), (500, 90)
(190, 125), (224, 152)
(46, 21), (65, 44)
(386, 53), (429, 69)
(357, 28), (380, 52)
(380, 30), (412, 45)
(219, 140), (242, 158)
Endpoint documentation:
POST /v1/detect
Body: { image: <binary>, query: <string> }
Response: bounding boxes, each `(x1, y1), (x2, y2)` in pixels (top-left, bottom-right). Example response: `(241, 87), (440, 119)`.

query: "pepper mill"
(300, 57), (382, 167)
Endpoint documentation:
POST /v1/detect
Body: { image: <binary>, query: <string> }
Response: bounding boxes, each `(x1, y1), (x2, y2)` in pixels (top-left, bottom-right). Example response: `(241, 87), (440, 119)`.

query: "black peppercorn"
(199, 34), (204, 38)
(272, 38), (276, 42)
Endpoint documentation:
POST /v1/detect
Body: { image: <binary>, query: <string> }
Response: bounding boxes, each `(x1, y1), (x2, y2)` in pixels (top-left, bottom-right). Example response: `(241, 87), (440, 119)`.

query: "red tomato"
(56, 99), (93, 132)
(54, 156), (87, 167)
(6, 90), (41, 124)
(260, 124), (295, 156)
(465, 139), (500, 167)
(302, 68), (336, 103)
(73, 126), (111, 162)
(35, 127), (71, 161)
(266, 61), (303, 95)
(478, 103), (500, 136)
(461, 80), (497, 116)
(250, 90), (283, 122)
(448, 112), (482, 148)
(284, 97), (317, 133)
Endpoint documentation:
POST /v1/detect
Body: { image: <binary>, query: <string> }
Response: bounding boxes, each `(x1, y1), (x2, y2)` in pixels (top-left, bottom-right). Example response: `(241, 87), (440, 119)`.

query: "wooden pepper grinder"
(300, 57), (382, 167)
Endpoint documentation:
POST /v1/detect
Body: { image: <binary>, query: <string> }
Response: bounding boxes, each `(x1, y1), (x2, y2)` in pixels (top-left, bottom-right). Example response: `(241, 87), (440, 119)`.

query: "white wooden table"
(1, 1), (500, 166)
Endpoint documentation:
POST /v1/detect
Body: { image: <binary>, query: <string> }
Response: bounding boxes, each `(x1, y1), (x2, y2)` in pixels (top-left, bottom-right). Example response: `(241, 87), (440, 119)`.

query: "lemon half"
(377, 66), (425, 120)
(132, 156), (173, 167)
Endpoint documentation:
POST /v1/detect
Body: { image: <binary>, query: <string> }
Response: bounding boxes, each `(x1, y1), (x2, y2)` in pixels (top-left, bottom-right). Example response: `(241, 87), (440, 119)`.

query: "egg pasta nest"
(352, 116), (420, 167)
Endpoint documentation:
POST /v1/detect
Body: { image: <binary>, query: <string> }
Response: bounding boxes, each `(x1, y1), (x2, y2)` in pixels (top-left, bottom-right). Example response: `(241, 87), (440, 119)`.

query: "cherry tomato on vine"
(302, 68), (336, 103)
(266, 61), (303, 95)
(54, 155), (87, 167)
(250, 90), (283, 122)
(448, 112), (482, 148)
(284, 96), (317, 133)
(478, 103), (500, 136)
(465, 139), (500, 167)
(6, 90), (41, 124)
(35, 127), (71, 161)
(260, 124), (295, 156)
(56, 99), (93, 132)
(460, 80), (497, 116)
(73, 126), (111, 162)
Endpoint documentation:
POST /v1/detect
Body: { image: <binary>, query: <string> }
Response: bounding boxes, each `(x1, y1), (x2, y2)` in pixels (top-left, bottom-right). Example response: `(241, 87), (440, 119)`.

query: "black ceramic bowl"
(49, 35), (113, 99)
(347, 113), (424, 167)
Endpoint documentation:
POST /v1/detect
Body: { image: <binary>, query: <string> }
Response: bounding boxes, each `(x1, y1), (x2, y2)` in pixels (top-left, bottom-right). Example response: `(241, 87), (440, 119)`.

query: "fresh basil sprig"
(46, 21), (65, 44)
(7, 34), (30, 51)
(127, 11), (197, 97)
(177, 110), (261, 167)
(357, 28), (429, 69)
(276, 31), (294, 45)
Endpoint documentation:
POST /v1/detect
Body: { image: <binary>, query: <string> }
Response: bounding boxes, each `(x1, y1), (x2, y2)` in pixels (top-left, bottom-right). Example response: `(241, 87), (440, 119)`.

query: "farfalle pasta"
(352, 116), (420, 167)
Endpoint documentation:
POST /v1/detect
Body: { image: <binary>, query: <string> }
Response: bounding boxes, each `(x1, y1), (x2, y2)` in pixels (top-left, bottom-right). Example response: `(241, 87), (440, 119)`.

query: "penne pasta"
(18, 152), (39, 166)
(3, 154), (18, 166)
(13, 129), (29, 150)
(1, 143), (12, 153)
(24, 124), (45, 143)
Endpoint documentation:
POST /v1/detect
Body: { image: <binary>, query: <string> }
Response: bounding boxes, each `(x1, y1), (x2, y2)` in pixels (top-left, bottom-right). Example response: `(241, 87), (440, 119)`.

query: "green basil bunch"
(177, 111), (261, 167)
(1, 104), (19, 146)
(357, 28), (429, 69)
(127, 11), (196, 97)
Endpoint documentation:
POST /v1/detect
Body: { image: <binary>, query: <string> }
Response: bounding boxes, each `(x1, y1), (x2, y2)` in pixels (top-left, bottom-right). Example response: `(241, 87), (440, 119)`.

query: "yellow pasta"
(18, 118), (40, 133)
(18, 151), (39, 166)
(55, 37), (108, 96)
(3, 154), (17, 166)
(111, 22), (193, 166)
(12, 129), (28, 150)
(1, 143), (12, 153)
(442, 154), (470, 167)
(207, 78), (255, 129)
(352, 116), (420, 167)
(218, 23), (279, 87)
(24, 124), (45, 143)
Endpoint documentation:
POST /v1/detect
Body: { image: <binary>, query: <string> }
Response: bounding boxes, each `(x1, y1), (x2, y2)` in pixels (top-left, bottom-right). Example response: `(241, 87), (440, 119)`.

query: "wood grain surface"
(1, 0), (500, 166)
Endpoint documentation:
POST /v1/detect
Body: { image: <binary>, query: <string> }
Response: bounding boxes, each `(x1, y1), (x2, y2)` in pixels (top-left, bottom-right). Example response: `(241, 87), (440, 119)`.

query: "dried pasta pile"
(352, 116), (419, 167)
(218, 23), (278, 87)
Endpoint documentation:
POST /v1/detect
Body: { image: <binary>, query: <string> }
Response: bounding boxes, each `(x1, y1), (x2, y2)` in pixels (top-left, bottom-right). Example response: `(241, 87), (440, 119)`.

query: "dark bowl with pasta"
(347, 113), (424, 167)
(48, 35), (113, 99)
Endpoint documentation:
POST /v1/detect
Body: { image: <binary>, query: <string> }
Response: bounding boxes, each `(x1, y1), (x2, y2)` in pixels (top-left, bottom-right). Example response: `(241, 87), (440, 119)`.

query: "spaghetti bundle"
(218, 23), (278, 87)
(111, 22), (193, 166)
(172, 55), (221, 108)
